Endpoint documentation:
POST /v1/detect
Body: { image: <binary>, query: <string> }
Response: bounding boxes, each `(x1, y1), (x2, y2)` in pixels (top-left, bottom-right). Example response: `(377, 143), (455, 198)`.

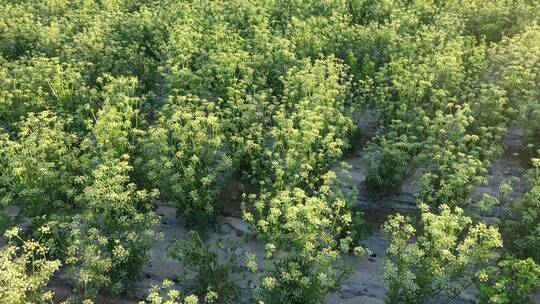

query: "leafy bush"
(161, 11), (252, 99)
(418, 145), (487, 208)
(365, 18), (513, 209)
(83, 75), (145, 160)
(244, 171), (367, 304)
(65, 158), (159, 297)
(492, 26), (540, 154)
(63, 5), (167, 90)
(0, 57), (96, 128)
(413, 96), (506, 208)
(222, 57), (355, 191)
(446, 0), (540, 42)
(0, 226), (61, 304)
(512, 158), (540, 262)
(268, 57), (354, 190)
(382, 204), (502, 304)
(168, 231), (238, 303)
(478, 256), (540, 304)
(218, 88), (274, 185)
(140, 95), (227, 227)
(0, 111), (80, 217)
(363, 142), (412, 201)
(142, 279), (201, 304)
(0, 2), (62, 59)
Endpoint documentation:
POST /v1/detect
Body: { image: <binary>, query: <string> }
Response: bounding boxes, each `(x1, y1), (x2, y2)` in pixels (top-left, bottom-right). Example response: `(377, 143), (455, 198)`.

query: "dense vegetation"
(0, 0), (539, 303)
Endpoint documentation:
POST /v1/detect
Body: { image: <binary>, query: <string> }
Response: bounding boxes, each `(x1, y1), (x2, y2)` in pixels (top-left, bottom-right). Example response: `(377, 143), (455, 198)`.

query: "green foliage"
(478, 256), (540, 304)
(1, 0), (540, 302)
(161, 11), (253, 99)
(168, 231), (238, 303)
(83, 75), (145, 160)
(492, 26), (540, 155)
(0, 2), (63, 59)
(218, 88), (274, 185)
(0, 212), (14, 235)
(65, 157), (159, 297)
(364, 25), (481, 202)
(417, 103), (489, 207)
(140, 95), (227, 227)
(0, 111), (80, 217)
(366, 21), (510, 207)
(244, 171), (367, 304)
(445, 0), (540, 42)
(63, 4), (168, 90)
(0, 57), (96, 127)
(44, 74), (161, 297)
(268, 58), (354, 190)
(221, 57), (354, 191)
(382, 204), (502, 304)
(512, 159), (540, 262)
(363, 142), (412, 201)
(0, 226), (61, 304)
(142, 280), (201, 304)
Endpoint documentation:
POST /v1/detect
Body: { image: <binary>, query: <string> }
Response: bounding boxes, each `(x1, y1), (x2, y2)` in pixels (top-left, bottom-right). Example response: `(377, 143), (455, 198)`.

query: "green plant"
(168, 231), (238, 303)
(140, 95), (228, 228)
(161, 13), (252, 99)
(446, 0), (539, 42)
(0, 212), (14, 235)
(65, 158), (160, 297)
(244, 171), (367, 304)
(85, 75), (145, 159)
(0, 2), (63, 59)
(0, 111), (81, 218)
(478, 256), (540, 304)
(512, 158), (540, 262)
(218, 88), (274, 185)
(268, 57), (354, 190)
(1, 1), (540, 303)
(363, 142), (412, 201)
(415, 86), (507, 208)
(141, 279), (202, 304)
(223, 57), (355, 191)
(0, 226), (61, 304)
(382, 204), (502, 304)
(0, 57), (96, 128)
(492, 26), (540, 154)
